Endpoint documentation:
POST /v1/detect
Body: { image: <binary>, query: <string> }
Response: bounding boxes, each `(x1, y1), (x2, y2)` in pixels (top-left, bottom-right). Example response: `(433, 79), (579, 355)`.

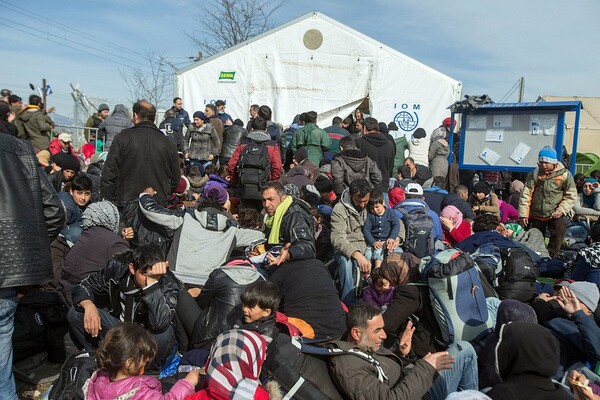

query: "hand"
(399, 320), (415, 356)
(520, 217), (529, 227)
(208, 154), (214, 161)
(557, 287), (582, 315)
(143, 187), (156, 196)
(472, 206), (479, 212)
(386, 238), (397, 252)
(267, 243), (291, 266)
(145, 261), (169, 286)
(188, 287), (202, 298)
(440, 216), (454, 231)
(423, 351), (455, 371)
(551, 210), (564, 219)
(353, 252), (372, 275)
(185, 370), (201, 386)
(537, 292), (557, 302)
(224, 119), (233, 126)
(121, 227), (134, 240)
(373, 240), (383, 250)
(7, 112), (15, 123)
(81, 300), (101, 338)
(47, 106), (56, 113)
(184, 152), (189, 160)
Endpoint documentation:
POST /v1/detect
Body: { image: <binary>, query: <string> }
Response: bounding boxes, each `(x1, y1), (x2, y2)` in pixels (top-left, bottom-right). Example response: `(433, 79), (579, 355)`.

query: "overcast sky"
(1, 0), (598, 121)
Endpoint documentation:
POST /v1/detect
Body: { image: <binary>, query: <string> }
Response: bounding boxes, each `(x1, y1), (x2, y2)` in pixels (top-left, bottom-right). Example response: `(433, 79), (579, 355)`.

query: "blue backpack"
(420, 249), (493, 345)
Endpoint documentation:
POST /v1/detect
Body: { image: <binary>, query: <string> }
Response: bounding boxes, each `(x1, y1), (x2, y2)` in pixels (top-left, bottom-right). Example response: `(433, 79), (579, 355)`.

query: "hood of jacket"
(495, 321), (560, 381)
(339, 189), (364, 217)
(246, 130), (271, 143)
(111, 104), (129, 118)
(360, 132), (390, 147)
(194, 207), (234, 232)
(411, 136), (425, 146)
(339, 149), (369, 172)
(221, 264), (262, 285)
(18, 105), (41, 122)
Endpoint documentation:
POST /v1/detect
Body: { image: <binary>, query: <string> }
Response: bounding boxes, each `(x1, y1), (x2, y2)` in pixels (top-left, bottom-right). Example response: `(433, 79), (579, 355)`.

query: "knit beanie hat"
(473, 182), (491, 195)
(388, 122), (399, 131)
(314, 175), (333, 193)
(584, 177), (598, 185)
(52, 152), (80, 172)
(378, 122), (389, 134)
(175, 176), (190, 195)
(509, 180), (524, 194)
(413, 128), (426, 139)
(569, 281), (599, 312)
(284, 183), (300, 199)
(193, 111), (209, 122)
(294, 147), (309, 163)
(202, 185), (228, 205)
(98, 103), (109, 113)
(538, 146), (558, 163)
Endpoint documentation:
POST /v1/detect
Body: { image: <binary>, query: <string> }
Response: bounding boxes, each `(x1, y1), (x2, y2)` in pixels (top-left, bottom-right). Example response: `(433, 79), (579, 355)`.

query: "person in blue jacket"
(392, 183), (443, 242)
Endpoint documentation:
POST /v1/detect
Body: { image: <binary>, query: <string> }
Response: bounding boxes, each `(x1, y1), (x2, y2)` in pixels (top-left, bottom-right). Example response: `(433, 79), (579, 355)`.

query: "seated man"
(331, 179), (373, 306)
(261, 181), (316, 264)
(328, 303), (478, 400)
(68, 244), (179, 372)
(404, 156), (432, 186)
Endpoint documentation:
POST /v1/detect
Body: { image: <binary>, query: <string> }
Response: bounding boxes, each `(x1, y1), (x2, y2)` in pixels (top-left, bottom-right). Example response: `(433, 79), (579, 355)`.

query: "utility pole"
(42, 78), (47, 112)
(518, 77), (525, 103)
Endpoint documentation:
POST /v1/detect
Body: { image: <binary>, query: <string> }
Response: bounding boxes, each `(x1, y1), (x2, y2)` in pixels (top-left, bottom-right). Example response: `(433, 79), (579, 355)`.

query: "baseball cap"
(58, 133), (72, 143)
(406, 183), (423, 196)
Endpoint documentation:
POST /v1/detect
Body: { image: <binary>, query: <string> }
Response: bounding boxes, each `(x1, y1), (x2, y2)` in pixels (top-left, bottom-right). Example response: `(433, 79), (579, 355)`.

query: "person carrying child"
(362, 188), (400, 269)
(84, 322), (199, 400)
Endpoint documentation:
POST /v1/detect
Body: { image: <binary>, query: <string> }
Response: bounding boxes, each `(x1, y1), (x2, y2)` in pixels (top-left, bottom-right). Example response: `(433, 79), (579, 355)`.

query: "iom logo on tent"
(394, 111), (419, 132)
(218, 71), (236, 83)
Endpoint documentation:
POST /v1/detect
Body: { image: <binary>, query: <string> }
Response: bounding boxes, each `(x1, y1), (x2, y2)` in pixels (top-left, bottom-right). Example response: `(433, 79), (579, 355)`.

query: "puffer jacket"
(221, 125), (247, 160)
(519, 162), (577, 219)
(428, 138), (449, 178)
(98, 104), (134, 150)
(0, 134), (64, 287)
(331, 189), (368, 258)
(16, 105), (54, 151)
(331, 149), (382, 196)
(183, 122), (220, 161)
(407, 135), (429, 167)
(190, 262), (261, 347)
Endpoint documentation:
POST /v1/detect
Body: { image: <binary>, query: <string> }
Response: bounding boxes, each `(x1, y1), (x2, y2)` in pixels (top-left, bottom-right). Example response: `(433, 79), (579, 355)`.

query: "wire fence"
(53, 124), (103, 153)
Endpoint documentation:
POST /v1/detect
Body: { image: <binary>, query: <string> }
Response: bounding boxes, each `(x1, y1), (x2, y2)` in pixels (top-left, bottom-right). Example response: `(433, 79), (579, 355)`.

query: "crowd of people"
(2, 88), (600, 400)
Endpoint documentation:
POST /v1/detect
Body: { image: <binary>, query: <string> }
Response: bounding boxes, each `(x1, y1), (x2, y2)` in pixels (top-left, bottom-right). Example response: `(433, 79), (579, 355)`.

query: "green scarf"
(265, 196), (293, 244)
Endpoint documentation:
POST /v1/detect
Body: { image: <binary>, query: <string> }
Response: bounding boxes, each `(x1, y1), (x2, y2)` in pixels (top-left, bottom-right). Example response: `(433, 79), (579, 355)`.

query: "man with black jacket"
(261, 181), (316, 264)
(220, 119), (247, 166)
(101, 100), (180, 224)
(356, 117), (396, 192)
(0, 134), (64, 400)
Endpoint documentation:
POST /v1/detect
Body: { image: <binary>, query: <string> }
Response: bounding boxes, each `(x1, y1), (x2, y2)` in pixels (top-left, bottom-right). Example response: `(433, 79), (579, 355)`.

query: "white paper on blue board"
(485, 129), (504, 142)
(479, 147), (501, 165)
(468, 115), (487, 130)
(493, 115), (513, 129)
(510, 142), (531, 164)
(531, 114), (557, 136)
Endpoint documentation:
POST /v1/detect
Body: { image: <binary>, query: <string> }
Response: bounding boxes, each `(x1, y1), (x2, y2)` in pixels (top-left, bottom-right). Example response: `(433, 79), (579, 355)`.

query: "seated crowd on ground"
(3, 90), (600, 400)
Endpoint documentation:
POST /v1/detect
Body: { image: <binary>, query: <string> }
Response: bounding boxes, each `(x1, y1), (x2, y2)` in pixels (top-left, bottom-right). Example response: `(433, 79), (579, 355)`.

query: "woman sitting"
(440, 205), (472, 246)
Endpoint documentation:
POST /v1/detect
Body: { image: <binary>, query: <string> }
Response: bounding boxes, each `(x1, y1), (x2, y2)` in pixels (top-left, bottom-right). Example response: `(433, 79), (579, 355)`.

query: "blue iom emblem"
(394, 111), (419, 132)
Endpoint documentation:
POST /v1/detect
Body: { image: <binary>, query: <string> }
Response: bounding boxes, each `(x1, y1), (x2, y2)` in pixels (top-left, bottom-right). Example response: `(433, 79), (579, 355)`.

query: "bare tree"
(187, 0), (287, 57)
(120, 50), (172, 109)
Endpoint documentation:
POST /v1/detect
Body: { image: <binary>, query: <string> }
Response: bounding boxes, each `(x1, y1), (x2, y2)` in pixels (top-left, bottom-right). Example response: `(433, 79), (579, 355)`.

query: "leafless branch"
(119, 50), (171, 109)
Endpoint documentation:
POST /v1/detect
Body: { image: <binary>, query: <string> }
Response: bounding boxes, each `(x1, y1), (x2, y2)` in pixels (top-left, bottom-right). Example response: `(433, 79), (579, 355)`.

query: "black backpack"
(48, 350), (97, 400)
(237, 141), (270, 200)
(496, 247), (539, 303)
(395, 206), (435, 258)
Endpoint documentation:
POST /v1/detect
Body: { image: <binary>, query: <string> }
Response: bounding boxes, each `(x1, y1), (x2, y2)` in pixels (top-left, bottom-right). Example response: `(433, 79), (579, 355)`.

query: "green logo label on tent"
(218, 71), (236, 81)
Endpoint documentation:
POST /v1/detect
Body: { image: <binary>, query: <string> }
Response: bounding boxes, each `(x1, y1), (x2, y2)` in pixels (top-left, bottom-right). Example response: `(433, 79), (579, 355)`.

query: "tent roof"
(176, 11), (457, 84)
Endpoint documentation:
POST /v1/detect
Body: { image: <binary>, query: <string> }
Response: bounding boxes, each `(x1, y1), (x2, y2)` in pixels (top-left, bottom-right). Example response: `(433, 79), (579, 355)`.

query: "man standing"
(205, 103), (224, 146)
(331, 178), (373, 306)
(331, 136), (382, 197)
(329, 302), (478, 400)
(356, 117), (395, 193)
(215, 99), (233, 126)
(0, 134), (65, 399)
(85, 103), (109, 141)
(519, 146), (577, 258)
(101, 100), (180, 222)
(15, 94), (54, 151)
(169, 97), (191, 135)
(290, 112), (331, 166)
(324, 116), (350, 156)
(246, 104), (259, 132)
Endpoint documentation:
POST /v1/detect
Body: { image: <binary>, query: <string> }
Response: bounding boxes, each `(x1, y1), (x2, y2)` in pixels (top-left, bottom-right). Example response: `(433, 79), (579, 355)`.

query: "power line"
(498, 79), (521, 103)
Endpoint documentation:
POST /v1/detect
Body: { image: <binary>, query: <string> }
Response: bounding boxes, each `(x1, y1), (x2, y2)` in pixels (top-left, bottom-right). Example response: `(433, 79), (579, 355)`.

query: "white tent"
(175, 12), (462, 137)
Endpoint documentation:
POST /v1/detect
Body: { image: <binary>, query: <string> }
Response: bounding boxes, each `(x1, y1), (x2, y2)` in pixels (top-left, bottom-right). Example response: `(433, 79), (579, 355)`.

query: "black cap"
(1, 89), (11, 97)
(8, 94), (21, 103)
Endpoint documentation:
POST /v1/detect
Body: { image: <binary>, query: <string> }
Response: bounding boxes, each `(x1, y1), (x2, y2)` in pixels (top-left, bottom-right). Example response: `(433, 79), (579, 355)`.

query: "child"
(240, 280), (281, 337)
(470, 182), (499, 217)
(362, 189), (400, 269)
(361, 268), (395, 312)
(84, 322), (199, 400)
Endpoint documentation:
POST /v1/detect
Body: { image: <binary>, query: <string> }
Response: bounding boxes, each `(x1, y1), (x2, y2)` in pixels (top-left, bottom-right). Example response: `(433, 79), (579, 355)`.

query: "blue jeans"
(364, 246), (384, 261)
(0, 288), (18, 400)
(335, 253), (357, 307)
(427, 341), (478, 400)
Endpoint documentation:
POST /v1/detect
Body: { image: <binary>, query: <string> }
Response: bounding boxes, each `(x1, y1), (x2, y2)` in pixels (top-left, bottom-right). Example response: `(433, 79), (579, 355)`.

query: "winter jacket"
(331, 189), (368, 258)
(393, 136), (408, 173)
(441, 193), (476, 220)
(290, 122), (332, 166)
(221, 125), (247, 160)
(98, 104), (134, 151)
(209, 117), (224, 145)
(362, 285), (395, 309)
(84, 370), (194, 400)
(328, 339), (438, 400)
(72, 256), (181, 334)
(60, 226), (130, 306)
(16, 105), (54, 151)
(356, 132), (395, 191)
(323, 124), (349, 155)
(486, 322), (571, 400)
(138, 194), (263, 285)
(442, 220), (472, 246)
(85, 113), (103, 129)
(217, 111), (233, 125)
(169, 106), (191, 134)
(228, 130), (282, 187)
(498, 200), (519, 223)
(423, 186), (448, 215)
(0, 115), (17, 136)
(363, 208), (400, 244)
(101, 121), (180, 206)
(519, 162), (577, 220)
(393, 199), (443, 242)
(184, 122), (220, 161)
(470, 192), (500, 217)
(264, 199), (316, 261)
(190, 262), (261, 347)
(48, 138), (76, 156)
(267, 258), (346, 339)
(428, 138), (449, 178)
(573, 190), (600, 216)
(407, 135), (429, 167)
(331, 149), (382, 196)
(86, 162), (103, 203)
(0, 134), (64, 287)
(571, 242), (600, 285)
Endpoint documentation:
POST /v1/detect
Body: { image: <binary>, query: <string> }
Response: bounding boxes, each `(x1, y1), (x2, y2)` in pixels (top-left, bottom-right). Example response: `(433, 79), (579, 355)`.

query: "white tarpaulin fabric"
(175, 12), (461, 136)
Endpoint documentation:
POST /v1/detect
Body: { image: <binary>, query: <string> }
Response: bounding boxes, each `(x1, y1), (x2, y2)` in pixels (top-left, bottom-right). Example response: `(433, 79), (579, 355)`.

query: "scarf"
(380, 253), (421, 286)
(265, 195), (293, 245)
(582, 177), (598, 208)
(579, 242), (600, 268)
(203, 329), (268, 400)
(441, 205), (463, 227)
(81, 200), (120, 234)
